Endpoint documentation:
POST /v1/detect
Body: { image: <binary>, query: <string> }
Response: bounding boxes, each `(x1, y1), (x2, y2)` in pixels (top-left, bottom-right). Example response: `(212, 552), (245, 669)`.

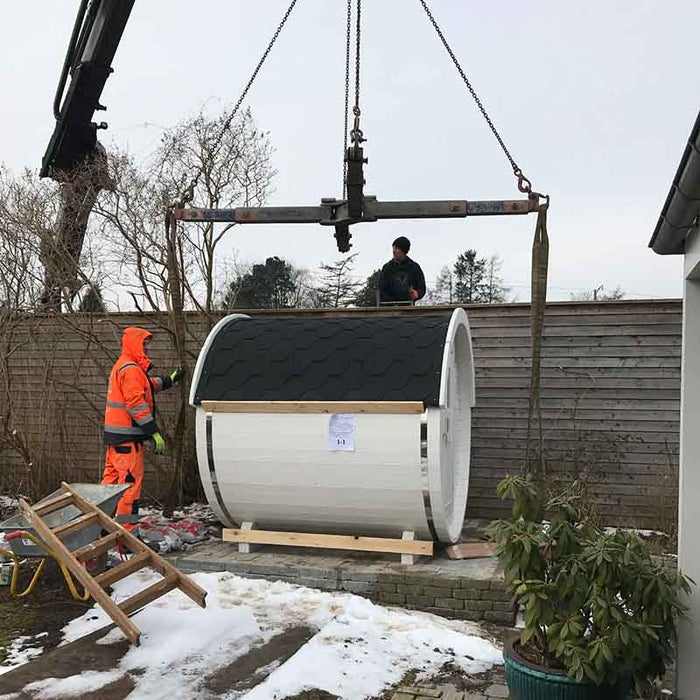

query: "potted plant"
(486, 476), (693, 700)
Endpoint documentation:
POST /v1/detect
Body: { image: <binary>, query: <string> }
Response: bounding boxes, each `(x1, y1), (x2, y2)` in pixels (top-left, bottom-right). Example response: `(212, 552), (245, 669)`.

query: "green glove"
(169, 368), (184, 385)
(152, 432), (166, 455)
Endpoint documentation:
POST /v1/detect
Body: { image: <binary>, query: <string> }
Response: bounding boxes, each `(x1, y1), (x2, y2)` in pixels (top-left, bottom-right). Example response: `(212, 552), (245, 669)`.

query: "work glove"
(169, 368), (184, 385)
(410, 289), (419, 301)
(151, 432), (166, 455)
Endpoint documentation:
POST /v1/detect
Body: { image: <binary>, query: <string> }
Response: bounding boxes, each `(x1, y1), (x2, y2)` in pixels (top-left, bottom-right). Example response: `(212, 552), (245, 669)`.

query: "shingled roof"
(192, 315), (451, 406)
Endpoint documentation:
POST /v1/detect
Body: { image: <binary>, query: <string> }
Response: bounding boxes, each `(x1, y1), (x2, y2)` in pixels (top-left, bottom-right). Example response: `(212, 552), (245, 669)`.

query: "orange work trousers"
(101, 442), (144, 529)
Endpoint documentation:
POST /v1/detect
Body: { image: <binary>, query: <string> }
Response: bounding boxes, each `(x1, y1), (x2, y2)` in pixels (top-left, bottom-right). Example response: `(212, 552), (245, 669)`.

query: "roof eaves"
(650, 109), (700, 255)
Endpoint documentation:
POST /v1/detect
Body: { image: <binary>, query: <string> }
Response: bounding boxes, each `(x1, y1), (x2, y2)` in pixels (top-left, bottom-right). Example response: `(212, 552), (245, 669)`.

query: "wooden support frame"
(223, 526), (433, 563)
(201, 400), (424, 414)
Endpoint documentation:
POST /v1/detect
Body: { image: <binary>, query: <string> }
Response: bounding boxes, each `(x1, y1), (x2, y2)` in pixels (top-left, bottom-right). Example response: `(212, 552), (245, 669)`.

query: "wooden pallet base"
(222, 524), (433, 565)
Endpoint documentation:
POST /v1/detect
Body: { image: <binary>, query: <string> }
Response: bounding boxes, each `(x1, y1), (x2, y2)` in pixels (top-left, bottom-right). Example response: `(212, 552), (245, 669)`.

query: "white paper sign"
(327, 413), (356, 452)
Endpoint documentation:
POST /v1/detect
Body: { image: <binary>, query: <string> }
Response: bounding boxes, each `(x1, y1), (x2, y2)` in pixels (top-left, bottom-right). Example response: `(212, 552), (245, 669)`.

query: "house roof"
(650, 109), (700, 255)
(191, 315), (451, 406)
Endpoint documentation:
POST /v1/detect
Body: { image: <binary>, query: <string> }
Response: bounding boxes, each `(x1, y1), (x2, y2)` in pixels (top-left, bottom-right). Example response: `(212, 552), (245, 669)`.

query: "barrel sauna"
(189, 309), (475, 544)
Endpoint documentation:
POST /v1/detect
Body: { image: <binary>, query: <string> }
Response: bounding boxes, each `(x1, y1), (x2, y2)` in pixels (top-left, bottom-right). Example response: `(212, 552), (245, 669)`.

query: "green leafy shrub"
(486, 476), (693, 693)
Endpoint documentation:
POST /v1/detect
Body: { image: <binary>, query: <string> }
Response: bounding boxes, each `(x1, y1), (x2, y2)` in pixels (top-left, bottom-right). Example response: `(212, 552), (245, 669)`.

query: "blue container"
(503, 638), (630, 700)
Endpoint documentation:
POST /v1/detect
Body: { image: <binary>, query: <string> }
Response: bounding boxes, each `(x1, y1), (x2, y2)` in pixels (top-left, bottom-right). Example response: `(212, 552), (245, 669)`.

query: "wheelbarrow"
(0, 483), (131, 599)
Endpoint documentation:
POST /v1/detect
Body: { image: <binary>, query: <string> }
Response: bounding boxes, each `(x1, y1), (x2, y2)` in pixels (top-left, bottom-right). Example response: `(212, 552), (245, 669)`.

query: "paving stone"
(492, 601), (516, 612)
(453, 588), (482, 600)
(490, 579), (506, 592)
(463, 694), (487, 700)
(188, 559), (222, 571)
(485, 684), (509, 698)
(349, 571), (381, 582)
(391, 693), (415, 700)
(481, 590), (510, 601)
(453, 610), (485, 622)
(404, 573), (436, 586)
(470, 600), (493, 611)
(377, 582), (398, 593)
(378, 573), (407, 584)
(424, 586), (452, 598)
(397, 583), (421, 595)
(460, 579), (491, 590)
(299, 566), (337, 579)
(298, 577), (338, 590)
(430, 576), (462, 588)
(379, 592), (407, 605)
(435, 597), (464, 610)
(342, 580), (371, 594)
(397, 687), (441, 698)
(405, 594), (436, 607)
(484, 610), (515, 624)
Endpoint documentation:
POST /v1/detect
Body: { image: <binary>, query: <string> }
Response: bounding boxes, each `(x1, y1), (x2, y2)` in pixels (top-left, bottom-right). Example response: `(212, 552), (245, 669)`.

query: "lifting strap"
(525, 204), (549, 477)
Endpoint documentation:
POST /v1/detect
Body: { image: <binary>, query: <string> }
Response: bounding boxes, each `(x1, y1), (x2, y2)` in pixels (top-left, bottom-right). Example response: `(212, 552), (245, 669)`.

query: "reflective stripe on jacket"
(103, 327), (171, 445)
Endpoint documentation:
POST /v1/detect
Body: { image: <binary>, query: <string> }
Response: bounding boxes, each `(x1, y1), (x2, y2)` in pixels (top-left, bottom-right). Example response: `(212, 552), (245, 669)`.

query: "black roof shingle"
(192, 315), (451, 406)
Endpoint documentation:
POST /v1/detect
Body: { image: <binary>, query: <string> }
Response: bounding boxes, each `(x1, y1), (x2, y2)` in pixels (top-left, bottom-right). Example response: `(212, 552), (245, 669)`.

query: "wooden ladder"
(19, 482), (207, 646)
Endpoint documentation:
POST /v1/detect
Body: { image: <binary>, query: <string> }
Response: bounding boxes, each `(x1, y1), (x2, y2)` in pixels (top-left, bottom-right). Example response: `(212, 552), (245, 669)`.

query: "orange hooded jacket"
(103, 327), (171, 445)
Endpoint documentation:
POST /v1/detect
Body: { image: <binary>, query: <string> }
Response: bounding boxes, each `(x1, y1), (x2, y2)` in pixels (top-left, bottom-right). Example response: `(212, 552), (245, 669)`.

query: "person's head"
(122, 327), (154, 369)
(392, 236), (410, 261)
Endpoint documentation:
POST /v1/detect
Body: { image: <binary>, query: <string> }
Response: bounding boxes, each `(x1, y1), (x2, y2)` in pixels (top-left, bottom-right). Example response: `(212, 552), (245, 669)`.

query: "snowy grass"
(44, 570), (502, 699)
(0, 634), (47, 677)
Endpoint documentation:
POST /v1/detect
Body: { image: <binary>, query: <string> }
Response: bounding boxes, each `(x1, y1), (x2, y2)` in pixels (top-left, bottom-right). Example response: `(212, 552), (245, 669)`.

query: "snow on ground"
(41, 571), (502, 699)
(0, 634), (47, 677)
(23, 671), (124, 699)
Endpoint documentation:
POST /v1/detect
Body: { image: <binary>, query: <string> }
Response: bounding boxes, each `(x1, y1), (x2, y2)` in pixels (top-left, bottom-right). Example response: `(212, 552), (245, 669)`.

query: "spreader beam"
(172, 196), (535, 225)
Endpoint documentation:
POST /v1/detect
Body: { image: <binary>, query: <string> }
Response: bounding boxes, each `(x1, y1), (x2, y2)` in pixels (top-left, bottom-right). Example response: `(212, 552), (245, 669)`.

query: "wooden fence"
(0, 300), (681, 529)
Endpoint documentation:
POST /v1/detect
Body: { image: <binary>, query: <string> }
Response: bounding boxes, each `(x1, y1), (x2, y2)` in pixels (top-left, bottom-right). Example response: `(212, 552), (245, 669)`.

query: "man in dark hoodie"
(378, 236), (426, 304)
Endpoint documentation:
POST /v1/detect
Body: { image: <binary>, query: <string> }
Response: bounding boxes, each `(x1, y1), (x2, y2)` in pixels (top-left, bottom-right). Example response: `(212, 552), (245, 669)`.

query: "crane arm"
(40, 0), (135, 179)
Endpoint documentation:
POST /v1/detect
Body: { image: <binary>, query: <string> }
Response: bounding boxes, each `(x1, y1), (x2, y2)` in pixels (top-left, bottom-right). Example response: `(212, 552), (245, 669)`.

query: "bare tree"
(156, 108), (275, 318)
(485, 254), (509, 303)
(425, 265), (454, 305)
(570, 285), (626, 302)
(93, 107), (276, 512)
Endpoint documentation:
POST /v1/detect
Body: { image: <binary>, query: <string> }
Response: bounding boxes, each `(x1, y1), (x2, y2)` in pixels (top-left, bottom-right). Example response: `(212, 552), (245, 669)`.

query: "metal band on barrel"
(421, 417), (439, 542)
(206, 413), (236, 526)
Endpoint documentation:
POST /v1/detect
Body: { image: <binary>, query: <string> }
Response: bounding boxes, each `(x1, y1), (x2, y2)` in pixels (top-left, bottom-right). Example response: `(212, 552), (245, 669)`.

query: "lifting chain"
(417, 0), (549, 477)
(342, 0), (352, 197)
(349, 0), (364, 148)
(417, 0), (547, 205)
(177, 0), (300, 208)
(354, 0), (362, 115)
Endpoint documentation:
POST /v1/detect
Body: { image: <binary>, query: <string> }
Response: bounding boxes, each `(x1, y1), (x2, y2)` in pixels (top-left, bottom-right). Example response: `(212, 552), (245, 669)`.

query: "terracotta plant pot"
(503, 637), (630, 700)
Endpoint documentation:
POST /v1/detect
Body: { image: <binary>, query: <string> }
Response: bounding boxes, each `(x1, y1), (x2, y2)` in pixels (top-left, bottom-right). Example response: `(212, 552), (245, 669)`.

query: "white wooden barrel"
(189, 309), (475, 544)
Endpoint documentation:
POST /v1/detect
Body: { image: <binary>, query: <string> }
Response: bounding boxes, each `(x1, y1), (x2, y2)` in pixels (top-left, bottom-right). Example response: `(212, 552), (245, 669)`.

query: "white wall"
(678, 224), (700, 699)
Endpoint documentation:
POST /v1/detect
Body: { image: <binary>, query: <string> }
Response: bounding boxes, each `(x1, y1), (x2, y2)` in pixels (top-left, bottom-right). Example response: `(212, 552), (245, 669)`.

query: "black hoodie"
(378, 256), (426, 303)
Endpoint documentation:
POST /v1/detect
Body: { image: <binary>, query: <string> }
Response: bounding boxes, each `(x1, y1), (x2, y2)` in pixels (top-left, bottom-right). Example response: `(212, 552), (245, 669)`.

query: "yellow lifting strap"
(525, 204), (550, 477)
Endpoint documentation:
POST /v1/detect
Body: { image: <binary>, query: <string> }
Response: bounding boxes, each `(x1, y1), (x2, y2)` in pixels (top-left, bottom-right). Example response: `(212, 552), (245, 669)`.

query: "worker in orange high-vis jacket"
(102, 327), (183, 529)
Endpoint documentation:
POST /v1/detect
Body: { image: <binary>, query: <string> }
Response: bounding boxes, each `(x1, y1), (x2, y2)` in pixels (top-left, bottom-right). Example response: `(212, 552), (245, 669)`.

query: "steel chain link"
(418, 0), (543, 198)
(343, 0), (352, 197)
(179, 0), (300, 206)
(354, 0), (362, 114)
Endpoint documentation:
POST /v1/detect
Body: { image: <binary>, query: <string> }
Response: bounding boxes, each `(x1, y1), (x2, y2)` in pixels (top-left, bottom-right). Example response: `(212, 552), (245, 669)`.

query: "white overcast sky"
(2, 0), (698, 300)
